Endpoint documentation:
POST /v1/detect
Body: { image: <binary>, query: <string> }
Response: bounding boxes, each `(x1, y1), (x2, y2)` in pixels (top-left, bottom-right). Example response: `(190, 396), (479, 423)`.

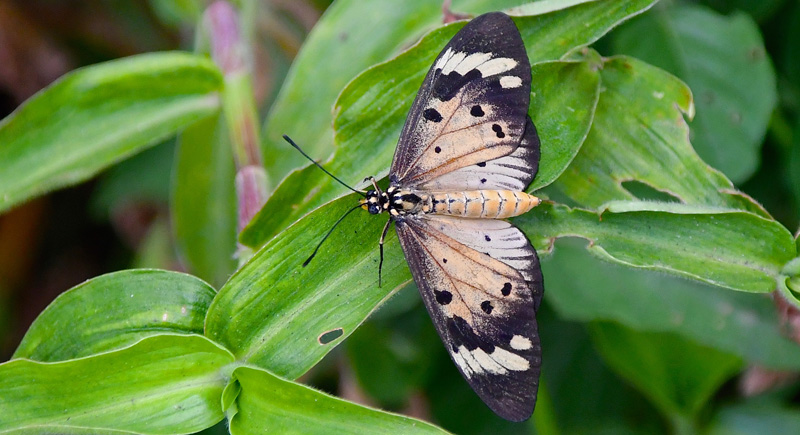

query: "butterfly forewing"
(390, 12), (532, 187)
(419, 115), (540, 192)
(396, 216), (541, 421)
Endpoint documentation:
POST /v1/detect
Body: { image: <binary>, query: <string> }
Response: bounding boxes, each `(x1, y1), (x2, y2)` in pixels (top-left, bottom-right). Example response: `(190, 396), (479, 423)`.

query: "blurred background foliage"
(0, 0), (799, 433)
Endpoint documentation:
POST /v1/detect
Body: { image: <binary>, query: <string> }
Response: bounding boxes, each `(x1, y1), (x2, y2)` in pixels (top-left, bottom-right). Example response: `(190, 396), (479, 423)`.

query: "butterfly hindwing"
(424, 214), (543, 310)
(395, 215), (541, 421)
(390, 12), (532, 188)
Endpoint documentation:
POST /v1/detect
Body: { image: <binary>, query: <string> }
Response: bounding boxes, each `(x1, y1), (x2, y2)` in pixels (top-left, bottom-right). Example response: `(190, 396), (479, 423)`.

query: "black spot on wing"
(434, 146), (442, 153)
(480, 300), (494, 314)
(423, 108), (443, 122)
(432, 69), (482, 101)
(471, 105), (485, 117)
(492, 124), (505, 138)
(501, 282), (512, 296)
(435, 290), (453, 305)
(477, 162), (486, 167)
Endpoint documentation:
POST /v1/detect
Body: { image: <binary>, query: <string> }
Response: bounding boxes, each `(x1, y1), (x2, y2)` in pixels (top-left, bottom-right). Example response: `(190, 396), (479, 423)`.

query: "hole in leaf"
(318, 328), (344, 345)
(621, 180), (680, 203)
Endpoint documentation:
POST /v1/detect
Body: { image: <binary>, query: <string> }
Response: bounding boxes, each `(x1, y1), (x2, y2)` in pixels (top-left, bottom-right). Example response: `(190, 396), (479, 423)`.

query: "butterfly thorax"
(364, 185), (540, 219)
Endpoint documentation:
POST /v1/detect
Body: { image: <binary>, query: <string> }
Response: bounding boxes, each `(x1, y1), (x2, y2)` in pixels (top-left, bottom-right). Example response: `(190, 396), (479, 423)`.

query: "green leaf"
(516, 201), (795, 293)
(553, 55), (765, 214)
(13, 269), (215, 361)
(148, 0), (203, 27)
(243, 0), (656, 248)
(611, 4), (777, 183)
(345, 305), (440, 407)
(708, 402), (800, 435)
(590, 322), (743, 420)
(89, 140), (175, 220)
(172, 113), (238, 288)
(702, 0), (787, 22)
(543, 239), (800, 370)
(0, 334), (232, 434)
(207, 195), (411, 378)
(229, 365), (446, 434)
(0, 52), (222, 214)
(535, 311), (662, 433)
(528, 60), (600, 190)
(132, 217), (177, 269)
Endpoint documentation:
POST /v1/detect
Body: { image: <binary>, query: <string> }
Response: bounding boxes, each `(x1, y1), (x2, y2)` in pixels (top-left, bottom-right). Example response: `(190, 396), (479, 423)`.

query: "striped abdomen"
(427, 190), (539, 219)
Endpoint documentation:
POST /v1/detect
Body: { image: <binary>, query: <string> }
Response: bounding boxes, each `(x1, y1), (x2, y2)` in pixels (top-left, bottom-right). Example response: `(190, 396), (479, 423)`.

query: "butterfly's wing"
(418, 115), (539, 192)
(395, 214), (541, 421)
(390, 12), (532, 188)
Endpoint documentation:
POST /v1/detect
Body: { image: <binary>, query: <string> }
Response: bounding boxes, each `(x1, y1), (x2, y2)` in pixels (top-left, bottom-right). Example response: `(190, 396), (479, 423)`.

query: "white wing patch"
(500, 75), (523, 88)
(476, 57), (518, 77)
(454, 345), (530, 379)
(510, 335), (533, 350)
(434, 47), (518, 79)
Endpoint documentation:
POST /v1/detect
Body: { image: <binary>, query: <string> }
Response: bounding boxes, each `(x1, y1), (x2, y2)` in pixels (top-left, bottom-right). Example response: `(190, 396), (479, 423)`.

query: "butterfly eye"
(368, 204), (381, 214)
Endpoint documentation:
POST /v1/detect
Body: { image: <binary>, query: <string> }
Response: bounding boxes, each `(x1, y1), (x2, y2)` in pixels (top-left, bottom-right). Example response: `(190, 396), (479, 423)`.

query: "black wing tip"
(467, 11), (519, 36)
(480, 383), (538, 422)
(496, 404), (535, 422)
(471, 11), (513, 24)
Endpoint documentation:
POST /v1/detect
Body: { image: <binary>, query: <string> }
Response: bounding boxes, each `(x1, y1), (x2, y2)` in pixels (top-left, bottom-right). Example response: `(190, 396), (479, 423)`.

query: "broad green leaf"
(172, 113), (238, 288)
(243, 0), (655, 247)
(207, 195), (412, 378)
(708, 402), (800, 435)
(229, 366), (446, 434)
(13, 269), (215, 361)
(543, 239), (800, 370)
(554, 55), (765, 215)
(515, 201), (795, 293)
(590, 322), (743, 420)
(0, 334), (232, 434)
(611, 4), (777, 183)
(528, 60), (600, 190)
(0, 52), (222, 214)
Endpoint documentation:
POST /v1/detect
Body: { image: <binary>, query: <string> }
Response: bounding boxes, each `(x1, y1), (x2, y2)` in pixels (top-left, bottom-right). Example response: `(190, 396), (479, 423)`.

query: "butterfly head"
(361, 190), (382, 215)
(360, 176), (388, 215)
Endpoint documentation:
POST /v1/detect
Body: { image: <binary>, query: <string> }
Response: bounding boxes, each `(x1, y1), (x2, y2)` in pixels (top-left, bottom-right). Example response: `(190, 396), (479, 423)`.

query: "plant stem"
(204, 0), (268, 235)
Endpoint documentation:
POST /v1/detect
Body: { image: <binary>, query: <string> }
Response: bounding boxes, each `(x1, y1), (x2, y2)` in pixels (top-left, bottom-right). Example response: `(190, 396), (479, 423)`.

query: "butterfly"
(288, 10), (542, 422)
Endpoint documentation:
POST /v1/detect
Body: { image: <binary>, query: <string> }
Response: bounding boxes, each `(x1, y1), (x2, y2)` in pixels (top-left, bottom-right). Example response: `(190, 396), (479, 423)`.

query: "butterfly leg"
(378, 217), (393, 286)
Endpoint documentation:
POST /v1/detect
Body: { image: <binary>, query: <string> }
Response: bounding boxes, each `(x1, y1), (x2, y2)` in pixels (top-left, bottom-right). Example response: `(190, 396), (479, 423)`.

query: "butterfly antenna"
(283, 135), (365, 197)
(303, 203), (363, 267)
